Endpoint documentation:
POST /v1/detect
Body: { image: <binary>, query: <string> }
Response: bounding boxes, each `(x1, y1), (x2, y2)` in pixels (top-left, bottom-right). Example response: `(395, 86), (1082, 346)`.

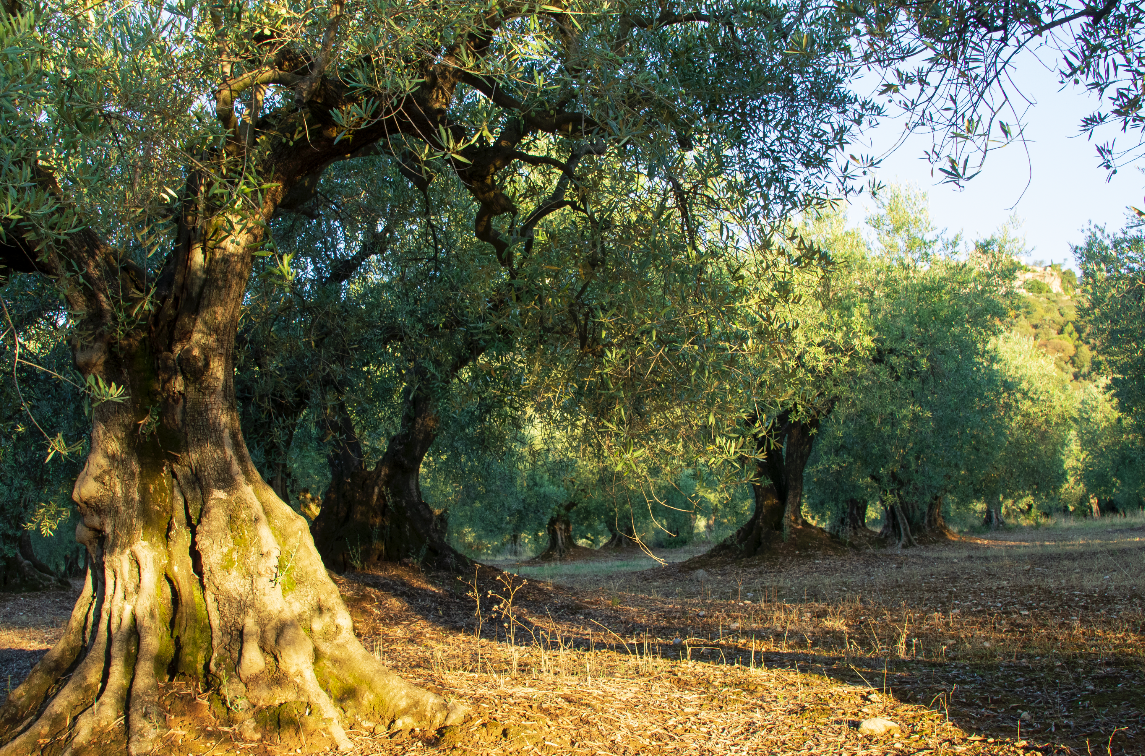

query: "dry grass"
(2, 518), (1141, 755)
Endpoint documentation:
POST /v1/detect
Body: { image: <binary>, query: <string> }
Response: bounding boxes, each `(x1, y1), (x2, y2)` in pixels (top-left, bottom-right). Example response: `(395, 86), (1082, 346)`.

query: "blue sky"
(846, 48), (1143, 270)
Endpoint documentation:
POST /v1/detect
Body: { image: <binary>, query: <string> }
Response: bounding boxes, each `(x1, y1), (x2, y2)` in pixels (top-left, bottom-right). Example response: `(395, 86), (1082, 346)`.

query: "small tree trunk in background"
(537, 502), (578, 560)
(0, 540), (65, 592)
(984, 499), (1006, 528)
(879, 500), (918, 548)
(830, 498), (870, 542)
(17, 531), (59, 580)
(270, 457), (294, 505)
(601, 515), (638, 550)
(716, 412), (791, 557)
(312, 382), (468, 572)
(719, 471), (785, 558)
(924, 495), (950, 535)
(713, 410), (832, 558)
(1096, 498), (1124, 517)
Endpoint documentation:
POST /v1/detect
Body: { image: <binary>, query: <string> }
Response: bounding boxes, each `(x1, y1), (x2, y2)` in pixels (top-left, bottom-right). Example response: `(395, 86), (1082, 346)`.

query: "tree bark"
(830, 498), (871, 542)
(17, 530), (59, 580)
(269, 451), (296, 504)
(0, 213), (462, 755)
(780, 417), (819, 539)
(1096, 498), (1125, 517)
(715, 467), (785, 558)
(312, 379), (469, 573)
(0, 548), (66, 592)
(717, 410), (827, 556)
(234, 359), (307, 508)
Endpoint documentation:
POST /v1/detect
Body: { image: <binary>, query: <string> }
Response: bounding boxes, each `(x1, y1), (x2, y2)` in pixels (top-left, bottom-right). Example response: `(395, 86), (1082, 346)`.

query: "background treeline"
(3, 185), (1144, 575)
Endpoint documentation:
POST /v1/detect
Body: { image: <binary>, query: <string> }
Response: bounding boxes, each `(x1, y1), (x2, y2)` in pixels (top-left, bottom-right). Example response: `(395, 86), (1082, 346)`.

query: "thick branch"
(323, 221), (394, 287)
(216, 67), (305, 133)
(458, 72), (599, 136)
(1028, 0), (1120, 35)
(613, 11), (716, 53)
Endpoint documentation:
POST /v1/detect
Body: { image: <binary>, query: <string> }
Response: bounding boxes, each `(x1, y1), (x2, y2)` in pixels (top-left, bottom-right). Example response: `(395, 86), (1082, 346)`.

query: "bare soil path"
(1, 518), (1141, 755)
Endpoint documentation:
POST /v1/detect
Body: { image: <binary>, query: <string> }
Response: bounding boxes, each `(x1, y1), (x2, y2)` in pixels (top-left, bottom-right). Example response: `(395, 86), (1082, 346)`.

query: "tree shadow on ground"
(340, 527), (1144, 756)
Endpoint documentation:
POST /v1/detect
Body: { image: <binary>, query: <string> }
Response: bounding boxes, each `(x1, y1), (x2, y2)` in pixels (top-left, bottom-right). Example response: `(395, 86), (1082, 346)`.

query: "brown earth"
(1, 518), (1141, 755)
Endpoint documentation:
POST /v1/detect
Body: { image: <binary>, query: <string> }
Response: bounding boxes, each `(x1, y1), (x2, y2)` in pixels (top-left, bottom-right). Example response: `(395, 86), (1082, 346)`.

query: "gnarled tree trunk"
(720, 475), (785, 557)
(879, 496), (918, 549)
(717, 411), (824, 557)
(0, 213), (461, 755)
(312, 383), (468, 573)
(0, 533), (67, 592)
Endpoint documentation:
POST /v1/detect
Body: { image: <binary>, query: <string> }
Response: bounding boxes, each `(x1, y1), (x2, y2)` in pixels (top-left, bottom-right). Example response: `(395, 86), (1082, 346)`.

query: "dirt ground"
(1, 517), (1141, 755)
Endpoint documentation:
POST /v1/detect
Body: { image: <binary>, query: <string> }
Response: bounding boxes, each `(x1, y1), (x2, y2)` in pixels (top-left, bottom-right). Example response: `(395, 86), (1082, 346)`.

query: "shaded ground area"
(1, 517), (1141, 754)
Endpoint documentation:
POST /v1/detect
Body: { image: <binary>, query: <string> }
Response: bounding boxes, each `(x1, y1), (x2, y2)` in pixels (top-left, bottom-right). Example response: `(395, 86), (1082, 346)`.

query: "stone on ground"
(858, 718), (902, 736)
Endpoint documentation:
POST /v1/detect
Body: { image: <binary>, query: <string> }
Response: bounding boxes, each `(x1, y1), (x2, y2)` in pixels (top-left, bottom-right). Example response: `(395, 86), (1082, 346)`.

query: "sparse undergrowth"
(1, 518), (1141, 755)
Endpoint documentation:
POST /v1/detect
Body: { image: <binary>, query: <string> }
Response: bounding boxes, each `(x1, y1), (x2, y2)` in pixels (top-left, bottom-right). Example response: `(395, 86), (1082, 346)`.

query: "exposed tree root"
(0, 553), (67, 593)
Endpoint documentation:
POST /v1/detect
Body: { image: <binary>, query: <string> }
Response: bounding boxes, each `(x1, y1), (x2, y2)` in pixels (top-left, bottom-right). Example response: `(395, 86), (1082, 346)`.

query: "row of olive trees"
(427, 187), (1140, 559)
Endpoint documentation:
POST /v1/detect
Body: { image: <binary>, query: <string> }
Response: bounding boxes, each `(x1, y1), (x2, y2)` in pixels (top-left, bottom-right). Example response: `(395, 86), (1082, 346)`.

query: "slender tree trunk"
(1096, 498), (1125, 517)
(830, 498), (870, 542)
(270, 456), (295, 505)
(781, 418), (818, 539)
(0, 218), (461, 756)
(312, 380), (468, 572)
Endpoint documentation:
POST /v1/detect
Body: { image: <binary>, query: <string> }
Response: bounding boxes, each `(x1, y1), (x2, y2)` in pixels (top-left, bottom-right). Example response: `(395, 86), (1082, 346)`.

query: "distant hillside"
(1010, 262), (1091, 378)
(1016, 264), (1070, 295)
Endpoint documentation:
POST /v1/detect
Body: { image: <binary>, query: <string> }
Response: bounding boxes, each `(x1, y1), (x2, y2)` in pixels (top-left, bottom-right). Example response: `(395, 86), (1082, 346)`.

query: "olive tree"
(0, 0), (871, 749)
(5, 0), (1142, 750)
(1075, 219), (1145, 423)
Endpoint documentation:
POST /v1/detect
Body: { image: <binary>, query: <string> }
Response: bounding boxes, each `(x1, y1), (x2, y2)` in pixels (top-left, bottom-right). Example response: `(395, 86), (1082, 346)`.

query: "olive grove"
(3, 0), (1145, 752)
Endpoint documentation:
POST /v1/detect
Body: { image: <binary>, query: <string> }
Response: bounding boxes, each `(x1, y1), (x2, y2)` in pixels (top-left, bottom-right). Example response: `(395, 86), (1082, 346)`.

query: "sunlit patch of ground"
(2, 516), (1141, 755)
(0, 588), (76, 698)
